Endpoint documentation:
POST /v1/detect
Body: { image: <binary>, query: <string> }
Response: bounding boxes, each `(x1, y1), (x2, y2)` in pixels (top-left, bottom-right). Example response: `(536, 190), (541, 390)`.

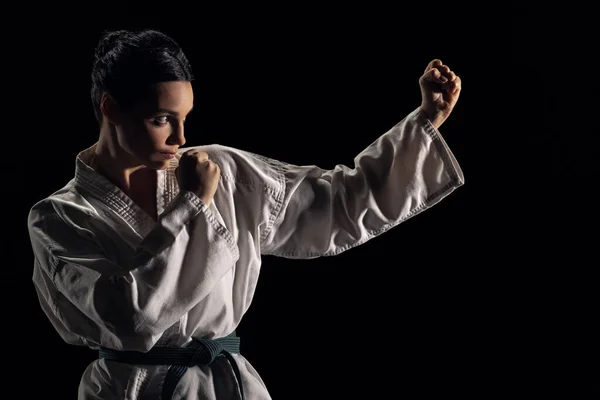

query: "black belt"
(99, 332), (244, 399)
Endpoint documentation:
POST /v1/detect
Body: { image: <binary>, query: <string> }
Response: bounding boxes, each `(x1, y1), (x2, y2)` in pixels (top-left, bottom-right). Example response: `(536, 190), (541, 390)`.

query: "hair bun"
(94, 30), (129, 60)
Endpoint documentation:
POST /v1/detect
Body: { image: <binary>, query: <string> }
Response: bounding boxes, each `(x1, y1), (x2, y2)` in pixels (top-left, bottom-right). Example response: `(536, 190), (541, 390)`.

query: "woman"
(28, 28), (464, 399)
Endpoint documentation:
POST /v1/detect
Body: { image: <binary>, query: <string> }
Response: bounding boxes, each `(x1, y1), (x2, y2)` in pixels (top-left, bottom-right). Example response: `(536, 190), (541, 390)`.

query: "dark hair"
(90, 29), (194, 124)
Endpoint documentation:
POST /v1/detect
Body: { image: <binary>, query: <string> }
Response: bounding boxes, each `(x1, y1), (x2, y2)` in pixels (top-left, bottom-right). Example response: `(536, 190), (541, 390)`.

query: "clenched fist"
(419, 59), (462, 130)
(175, 149), (220, 206)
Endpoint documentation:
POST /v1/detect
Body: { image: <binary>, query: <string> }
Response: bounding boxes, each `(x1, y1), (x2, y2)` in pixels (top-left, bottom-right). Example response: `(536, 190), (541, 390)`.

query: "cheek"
(148, 124), (173, 144)
(118, 120), (156, 150)
(144, 125), (177, 155)
(119, 119), (146, 137)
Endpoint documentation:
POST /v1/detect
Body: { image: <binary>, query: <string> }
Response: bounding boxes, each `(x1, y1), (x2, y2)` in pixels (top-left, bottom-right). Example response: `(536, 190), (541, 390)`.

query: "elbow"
(106, 315), (161, 352)
(118, 329), (160, 352)
(132, 313), (163, 351)
(94, 281), (162, 352)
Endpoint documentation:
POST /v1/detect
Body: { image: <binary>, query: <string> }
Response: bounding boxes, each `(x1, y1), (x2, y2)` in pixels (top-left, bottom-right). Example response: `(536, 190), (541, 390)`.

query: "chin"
(155, 163), (171, 170)
(146, 159), (171, 170)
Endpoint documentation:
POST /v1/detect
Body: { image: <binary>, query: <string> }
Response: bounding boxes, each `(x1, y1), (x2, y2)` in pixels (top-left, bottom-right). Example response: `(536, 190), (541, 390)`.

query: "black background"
(3, 1), (596, 398)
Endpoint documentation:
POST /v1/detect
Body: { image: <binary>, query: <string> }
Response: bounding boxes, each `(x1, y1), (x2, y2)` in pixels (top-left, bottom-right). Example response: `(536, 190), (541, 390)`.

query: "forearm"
(262, 107), (464, 258)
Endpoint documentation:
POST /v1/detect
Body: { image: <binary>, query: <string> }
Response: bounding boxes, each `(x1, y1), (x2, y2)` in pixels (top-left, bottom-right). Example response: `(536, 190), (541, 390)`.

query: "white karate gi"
(28, 107), (464, 399)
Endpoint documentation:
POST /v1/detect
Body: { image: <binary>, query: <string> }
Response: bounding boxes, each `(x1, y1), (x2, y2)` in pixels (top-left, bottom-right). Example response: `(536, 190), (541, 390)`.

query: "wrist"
(419, 106), (445, 130)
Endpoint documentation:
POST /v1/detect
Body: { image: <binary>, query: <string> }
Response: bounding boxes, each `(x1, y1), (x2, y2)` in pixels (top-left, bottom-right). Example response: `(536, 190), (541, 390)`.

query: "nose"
(169, 122), (186, 147)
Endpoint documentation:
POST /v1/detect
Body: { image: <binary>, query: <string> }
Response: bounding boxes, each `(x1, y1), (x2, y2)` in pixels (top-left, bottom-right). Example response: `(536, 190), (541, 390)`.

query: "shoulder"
(28, 182), (97, 235)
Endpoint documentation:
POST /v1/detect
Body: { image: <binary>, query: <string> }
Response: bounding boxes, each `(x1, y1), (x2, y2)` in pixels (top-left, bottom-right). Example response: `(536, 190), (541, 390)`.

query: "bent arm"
(29, 190), (239, 351)
(260, 107), (464, 258)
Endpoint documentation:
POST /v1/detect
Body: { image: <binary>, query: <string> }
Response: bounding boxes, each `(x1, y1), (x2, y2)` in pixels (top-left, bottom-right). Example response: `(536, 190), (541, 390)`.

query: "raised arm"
(29, 190), (239, 352)
(259, 106), (464, 258)
(259, 59), (463, 258)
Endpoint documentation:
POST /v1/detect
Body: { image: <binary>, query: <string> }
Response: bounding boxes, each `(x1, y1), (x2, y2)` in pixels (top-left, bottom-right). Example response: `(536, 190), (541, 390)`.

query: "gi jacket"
(28, 107), (464, 399)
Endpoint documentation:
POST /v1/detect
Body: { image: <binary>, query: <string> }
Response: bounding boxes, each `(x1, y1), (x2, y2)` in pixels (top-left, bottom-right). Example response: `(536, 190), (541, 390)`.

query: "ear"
(99, 92), (122, 125)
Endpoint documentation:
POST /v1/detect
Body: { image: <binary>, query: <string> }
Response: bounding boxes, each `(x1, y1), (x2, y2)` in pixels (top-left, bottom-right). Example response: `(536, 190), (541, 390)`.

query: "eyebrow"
(156, 104), (195, 116)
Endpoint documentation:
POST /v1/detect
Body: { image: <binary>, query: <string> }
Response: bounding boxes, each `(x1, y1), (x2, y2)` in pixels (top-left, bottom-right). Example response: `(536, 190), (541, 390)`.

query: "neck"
(91, 125), (155, 196)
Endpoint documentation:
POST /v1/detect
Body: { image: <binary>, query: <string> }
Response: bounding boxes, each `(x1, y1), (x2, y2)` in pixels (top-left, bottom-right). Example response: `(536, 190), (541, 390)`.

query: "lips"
(160, 152), (176, 160)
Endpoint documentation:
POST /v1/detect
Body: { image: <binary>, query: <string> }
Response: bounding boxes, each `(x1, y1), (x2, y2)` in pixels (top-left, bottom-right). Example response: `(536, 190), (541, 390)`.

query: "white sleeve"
(29, 190), (239, 352)
(260, 107), (464, 258)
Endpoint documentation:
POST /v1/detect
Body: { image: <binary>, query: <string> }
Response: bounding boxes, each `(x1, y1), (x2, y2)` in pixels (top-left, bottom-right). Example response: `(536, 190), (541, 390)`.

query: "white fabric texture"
(29, 107), (464, 399)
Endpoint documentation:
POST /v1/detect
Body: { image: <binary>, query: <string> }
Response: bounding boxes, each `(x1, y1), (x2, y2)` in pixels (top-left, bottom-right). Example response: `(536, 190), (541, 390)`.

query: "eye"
(152, 116), (169, 126)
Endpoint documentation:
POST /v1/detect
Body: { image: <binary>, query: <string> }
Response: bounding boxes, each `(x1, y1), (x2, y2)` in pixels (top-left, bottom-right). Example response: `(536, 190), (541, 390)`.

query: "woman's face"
(115, 80), (194, 170)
